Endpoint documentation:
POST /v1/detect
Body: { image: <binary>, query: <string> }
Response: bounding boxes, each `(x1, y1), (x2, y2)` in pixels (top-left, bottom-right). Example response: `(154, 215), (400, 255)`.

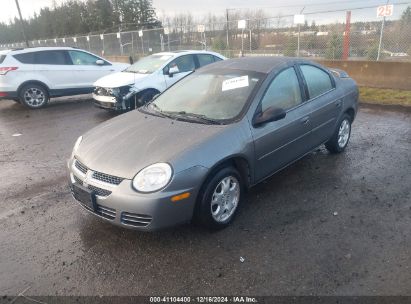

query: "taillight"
(0, 67), (18, 75)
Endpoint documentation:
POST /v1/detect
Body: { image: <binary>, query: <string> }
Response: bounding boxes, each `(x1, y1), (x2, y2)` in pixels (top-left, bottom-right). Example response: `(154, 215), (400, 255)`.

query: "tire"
(195, 166), (243, 230)
(19, 83), (49, 109)
(129, 89), (158, 110)
(325, 114), (352, 153)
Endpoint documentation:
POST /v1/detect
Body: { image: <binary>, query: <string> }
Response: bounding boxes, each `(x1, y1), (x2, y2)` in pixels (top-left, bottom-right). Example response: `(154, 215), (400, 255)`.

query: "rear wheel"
(195, 167), (242, 230)
(19, 84), (49, 109)
(325, 114), (352, 153)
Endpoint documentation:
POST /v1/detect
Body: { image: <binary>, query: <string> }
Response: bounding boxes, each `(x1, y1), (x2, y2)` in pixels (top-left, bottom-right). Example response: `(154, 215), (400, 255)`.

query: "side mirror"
(168, 65), (180, 77)
(253, 107), (286, 126)
(96, 59), (105, 65)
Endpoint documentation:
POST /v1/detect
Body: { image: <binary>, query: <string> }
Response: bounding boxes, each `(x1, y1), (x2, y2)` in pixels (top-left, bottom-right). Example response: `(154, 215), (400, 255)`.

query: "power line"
(227, 0), (409, 11)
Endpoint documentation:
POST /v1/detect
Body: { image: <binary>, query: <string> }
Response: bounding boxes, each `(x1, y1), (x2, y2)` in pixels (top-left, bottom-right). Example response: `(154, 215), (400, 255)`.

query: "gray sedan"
(68, 57), (358, 231)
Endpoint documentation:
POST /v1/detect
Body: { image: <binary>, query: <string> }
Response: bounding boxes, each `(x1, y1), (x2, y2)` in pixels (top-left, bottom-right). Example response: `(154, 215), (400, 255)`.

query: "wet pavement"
(0, 97), (410, 296)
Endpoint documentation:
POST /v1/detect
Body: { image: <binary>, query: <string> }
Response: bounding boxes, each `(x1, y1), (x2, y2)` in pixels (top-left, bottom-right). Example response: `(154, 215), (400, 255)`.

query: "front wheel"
(195, 167), (243, 230)
(325, 114), (352, 153)
(19, 84), (49, 109)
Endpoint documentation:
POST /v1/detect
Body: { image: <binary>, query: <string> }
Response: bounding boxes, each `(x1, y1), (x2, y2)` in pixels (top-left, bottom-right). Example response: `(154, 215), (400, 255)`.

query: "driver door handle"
(301, 116), (310, 125)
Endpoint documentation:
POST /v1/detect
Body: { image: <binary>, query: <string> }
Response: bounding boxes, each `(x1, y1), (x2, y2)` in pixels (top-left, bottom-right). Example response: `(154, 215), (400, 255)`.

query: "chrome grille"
(88, 185), (112, 197)
(96, 205), (116, 220)
(73, 175), (83, 184)
(121, 212), (152, 227)
(93, 171), (124, 185)
(74, 160), (87, 174)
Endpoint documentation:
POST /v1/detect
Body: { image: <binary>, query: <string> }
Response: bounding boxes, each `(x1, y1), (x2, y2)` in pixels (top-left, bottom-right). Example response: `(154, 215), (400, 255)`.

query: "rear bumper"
(0, 91), (18, 99)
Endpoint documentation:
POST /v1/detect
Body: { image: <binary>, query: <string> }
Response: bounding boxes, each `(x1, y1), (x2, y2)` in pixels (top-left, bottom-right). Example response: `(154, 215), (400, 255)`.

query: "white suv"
(0, 47), (129, 109)
(93, 50), (225, 111)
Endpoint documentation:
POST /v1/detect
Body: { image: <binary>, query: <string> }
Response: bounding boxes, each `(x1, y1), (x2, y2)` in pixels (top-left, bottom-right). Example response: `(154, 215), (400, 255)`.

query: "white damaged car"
(92, 50), (225, 111)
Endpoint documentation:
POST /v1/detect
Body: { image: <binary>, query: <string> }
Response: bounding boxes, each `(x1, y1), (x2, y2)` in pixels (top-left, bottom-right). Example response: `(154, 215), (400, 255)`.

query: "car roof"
(5, 46), (80, 54)
(201, 56), (313, 74)
(153, 50), (223, 57)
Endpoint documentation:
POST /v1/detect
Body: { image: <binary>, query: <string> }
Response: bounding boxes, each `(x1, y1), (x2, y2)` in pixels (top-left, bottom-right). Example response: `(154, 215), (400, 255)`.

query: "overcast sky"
(1, 0), (408, 24)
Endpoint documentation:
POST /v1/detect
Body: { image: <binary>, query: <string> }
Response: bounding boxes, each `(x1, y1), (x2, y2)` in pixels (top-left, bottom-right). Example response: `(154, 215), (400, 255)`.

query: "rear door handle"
(336, 100), (342, 107)
(301, 116), (310, 125)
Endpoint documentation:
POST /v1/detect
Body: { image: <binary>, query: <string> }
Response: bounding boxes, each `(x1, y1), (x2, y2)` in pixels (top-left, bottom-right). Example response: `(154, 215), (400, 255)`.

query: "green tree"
(212, 37), (227, 50)
(0, 0), (160, 43)
(325, 33), (343, 60)
(367, 43), (386, 60)
(284, 37), (297, 57)
(401, 6), (411, 25)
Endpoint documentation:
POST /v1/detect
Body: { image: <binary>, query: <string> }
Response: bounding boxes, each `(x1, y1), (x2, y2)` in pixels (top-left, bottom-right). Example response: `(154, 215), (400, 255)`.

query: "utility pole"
(377, 0), (390, 61)
(342, 11), (352, 60)
(14, 0), (29, 47)
(297, 7), (305, 57)
(226, 9), (230, 51)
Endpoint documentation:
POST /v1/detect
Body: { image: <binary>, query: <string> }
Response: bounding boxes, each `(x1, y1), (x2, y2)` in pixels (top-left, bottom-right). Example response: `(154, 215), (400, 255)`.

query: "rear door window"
(300, 65), (334, 99)
(35, 51), (70, 65)
(197, 54), (215, 67)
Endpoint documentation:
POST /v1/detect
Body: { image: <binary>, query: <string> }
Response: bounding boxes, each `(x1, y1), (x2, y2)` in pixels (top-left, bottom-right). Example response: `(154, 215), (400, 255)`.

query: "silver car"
(68, 57), (358, 231)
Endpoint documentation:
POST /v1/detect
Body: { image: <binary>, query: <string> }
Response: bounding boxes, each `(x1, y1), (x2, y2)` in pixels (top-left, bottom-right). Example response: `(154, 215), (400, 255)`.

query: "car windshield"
(124, 54), (173, 74)
(150, 69), (263, 122)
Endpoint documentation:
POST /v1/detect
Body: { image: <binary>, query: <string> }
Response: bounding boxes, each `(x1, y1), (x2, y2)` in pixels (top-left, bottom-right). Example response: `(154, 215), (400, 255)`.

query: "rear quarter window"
(0, 55), (6, 64)
(13, 51), (70, 65)
(13, 52), (36, 64)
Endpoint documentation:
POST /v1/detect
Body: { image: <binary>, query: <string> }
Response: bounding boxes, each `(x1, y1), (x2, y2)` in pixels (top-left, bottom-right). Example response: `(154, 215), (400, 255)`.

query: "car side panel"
(132, 71), (167, 93)
(305, 88), (342, 146)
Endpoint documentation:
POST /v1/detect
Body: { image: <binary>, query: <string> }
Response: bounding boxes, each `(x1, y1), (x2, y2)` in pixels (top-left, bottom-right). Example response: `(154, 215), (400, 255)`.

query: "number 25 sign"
(377, 5), (394, 17)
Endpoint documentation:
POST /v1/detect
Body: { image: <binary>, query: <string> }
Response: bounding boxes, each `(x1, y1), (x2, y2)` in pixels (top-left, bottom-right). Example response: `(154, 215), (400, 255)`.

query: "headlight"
(132, 163), (173, 193)
(108, 88), (120, 96)
(71, 136), (83, 159)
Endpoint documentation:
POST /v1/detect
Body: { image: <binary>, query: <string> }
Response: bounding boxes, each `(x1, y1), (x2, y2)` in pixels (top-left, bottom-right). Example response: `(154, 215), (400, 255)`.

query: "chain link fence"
(1, 3), (410, 61)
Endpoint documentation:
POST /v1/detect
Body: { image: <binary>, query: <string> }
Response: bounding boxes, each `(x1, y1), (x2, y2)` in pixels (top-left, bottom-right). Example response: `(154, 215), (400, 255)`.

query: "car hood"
(93, 71), (149, 88)
(75, 111), (226, 179)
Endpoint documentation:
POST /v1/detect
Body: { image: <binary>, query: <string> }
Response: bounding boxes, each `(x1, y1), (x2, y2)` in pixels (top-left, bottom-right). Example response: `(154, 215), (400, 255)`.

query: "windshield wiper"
(139, 103), (174, 119)
(163, 111), (223, 125)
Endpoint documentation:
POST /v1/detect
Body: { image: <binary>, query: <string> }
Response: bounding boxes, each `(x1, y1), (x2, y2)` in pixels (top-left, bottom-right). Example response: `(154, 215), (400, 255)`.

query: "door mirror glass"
(168, 65), (180, 76)
(96, 59), (105, 65)
(253, 107), (286, 126)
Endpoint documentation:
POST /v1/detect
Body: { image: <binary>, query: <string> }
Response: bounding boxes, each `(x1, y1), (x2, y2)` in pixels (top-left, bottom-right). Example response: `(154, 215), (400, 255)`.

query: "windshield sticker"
(222, 76), (249, 92)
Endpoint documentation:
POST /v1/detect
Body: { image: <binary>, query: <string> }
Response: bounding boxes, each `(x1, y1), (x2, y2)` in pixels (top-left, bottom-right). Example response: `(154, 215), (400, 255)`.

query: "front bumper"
(92, 93), (120, 110)
(67, 158), (208, 231)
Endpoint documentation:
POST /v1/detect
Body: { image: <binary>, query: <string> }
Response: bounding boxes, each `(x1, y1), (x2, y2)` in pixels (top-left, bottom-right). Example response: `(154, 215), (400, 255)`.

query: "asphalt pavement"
(0, 97), (410, 296)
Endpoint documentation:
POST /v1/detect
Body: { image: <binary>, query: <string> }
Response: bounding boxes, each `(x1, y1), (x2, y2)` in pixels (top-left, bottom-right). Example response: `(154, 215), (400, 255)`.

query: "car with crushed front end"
(92, 50), (225, 111)
(68, 57), (358, 231)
